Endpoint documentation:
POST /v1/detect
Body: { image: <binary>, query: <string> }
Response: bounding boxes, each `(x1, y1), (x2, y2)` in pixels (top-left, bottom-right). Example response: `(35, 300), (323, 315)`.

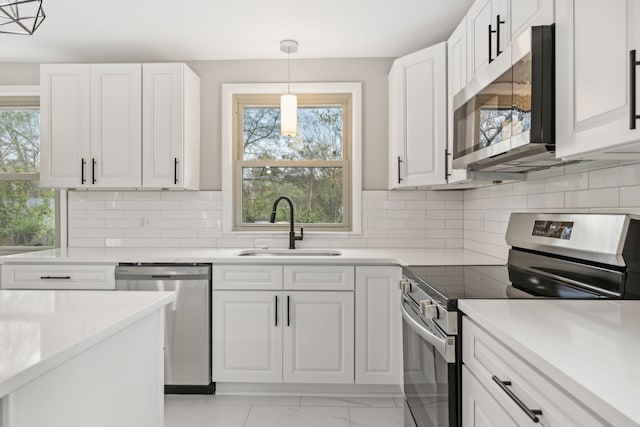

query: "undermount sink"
(236, 249), (342, 257)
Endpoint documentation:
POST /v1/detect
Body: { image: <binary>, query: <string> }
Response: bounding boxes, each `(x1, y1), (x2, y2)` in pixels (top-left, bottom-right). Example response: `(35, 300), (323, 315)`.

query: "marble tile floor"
(165, 395), (405, 427)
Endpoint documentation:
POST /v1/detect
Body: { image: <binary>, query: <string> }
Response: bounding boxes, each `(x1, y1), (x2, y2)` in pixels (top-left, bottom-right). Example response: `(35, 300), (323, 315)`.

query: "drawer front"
(212, 265), (283, 290)
(284, 265), (354, 291)
(462, 317), (609, 427)
(1, 264), (115, 290)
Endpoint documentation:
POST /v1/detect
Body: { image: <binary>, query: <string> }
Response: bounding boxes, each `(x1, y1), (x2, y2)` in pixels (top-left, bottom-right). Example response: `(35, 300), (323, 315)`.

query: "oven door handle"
(401, 298), (455, 363)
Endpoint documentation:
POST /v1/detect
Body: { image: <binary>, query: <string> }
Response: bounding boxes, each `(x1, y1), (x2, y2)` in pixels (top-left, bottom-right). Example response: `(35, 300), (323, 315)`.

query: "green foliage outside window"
(0, 110), (55, 247)
(241, 105), (346, 226)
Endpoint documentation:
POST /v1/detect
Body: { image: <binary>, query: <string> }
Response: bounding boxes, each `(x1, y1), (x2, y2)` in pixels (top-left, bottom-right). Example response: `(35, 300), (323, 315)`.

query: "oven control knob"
(420, 300), (438, 320)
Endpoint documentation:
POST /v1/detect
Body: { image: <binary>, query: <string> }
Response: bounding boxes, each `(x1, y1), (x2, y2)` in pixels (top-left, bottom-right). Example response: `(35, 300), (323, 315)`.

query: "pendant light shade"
(280, 39), (298, 137)
(0, 0), (45, 35)
(280, 93), (297, 137)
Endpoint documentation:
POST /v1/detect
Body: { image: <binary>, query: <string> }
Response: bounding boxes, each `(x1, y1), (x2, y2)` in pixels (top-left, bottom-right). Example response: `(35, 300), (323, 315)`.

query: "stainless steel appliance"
(115, 263), (213, 394)
(401, 213), (640, 427)
(452, 26), (556, 172)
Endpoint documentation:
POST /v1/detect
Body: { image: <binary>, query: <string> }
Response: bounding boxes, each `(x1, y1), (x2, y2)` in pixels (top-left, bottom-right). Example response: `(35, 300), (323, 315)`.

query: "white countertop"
(460, 299), (640, 427)
(0, 247), (505, 266)
(0, 290), (175, 398)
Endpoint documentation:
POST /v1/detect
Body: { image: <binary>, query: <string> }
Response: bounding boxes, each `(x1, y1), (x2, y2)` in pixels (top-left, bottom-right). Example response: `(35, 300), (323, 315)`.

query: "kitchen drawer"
(1, 264), (115, 290)
(212, 265), (283, 290)
(284, 265), (354, 291)
(462, 317), (608, 426)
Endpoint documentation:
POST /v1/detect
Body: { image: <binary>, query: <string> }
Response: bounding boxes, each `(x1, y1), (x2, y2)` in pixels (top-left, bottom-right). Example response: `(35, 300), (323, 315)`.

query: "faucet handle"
(295, 227), (304, 241)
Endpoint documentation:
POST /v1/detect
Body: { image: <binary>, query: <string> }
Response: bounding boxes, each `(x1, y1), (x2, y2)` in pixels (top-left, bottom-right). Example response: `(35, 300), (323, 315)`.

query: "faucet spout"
(270, 196), (303, 249)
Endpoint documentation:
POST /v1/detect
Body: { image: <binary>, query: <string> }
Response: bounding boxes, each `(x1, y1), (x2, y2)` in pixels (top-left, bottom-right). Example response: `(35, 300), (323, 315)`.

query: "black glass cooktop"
(402, 265), (604, 310)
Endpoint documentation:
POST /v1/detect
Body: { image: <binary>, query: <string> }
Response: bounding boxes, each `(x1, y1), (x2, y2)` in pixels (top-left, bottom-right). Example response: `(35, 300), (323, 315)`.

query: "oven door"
(401, 296), (457, 427)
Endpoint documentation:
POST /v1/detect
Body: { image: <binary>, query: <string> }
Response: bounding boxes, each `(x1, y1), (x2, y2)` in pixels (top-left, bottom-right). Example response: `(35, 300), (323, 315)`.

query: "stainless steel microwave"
(452, 25), (554, 172)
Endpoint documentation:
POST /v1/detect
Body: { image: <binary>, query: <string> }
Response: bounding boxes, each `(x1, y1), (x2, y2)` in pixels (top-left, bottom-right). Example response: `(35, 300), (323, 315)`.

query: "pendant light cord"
(287, 50), (291, 95)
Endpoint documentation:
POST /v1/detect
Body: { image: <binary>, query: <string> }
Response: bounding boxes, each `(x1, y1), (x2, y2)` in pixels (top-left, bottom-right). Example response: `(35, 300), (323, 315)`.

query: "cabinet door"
(388, 42), (447, 188)
(283, 291), (354, 383)
(90, 64), (142, 187)
(354, 266), (401, 385)
(212, 291), (282, 382)
(447, 18), (472, 184)
(40, 64), (91, 188)
(467, 0), (493, 80)
(462, 366), (518, 427)
(142, 63), (185, 189)
(510, 0), (554, 41)
(556, 0), (640, 159)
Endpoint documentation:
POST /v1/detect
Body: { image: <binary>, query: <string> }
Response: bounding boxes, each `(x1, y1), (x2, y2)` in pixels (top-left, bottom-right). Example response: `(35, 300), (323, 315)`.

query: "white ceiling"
(0, 0), (474, 62)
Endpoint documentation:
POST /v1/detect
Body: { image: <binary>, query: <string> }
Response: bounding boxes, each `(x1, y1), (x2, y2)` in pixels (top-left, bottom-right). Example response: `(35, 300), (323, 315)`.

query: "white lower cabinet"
(462, 316), (608, 426)
(212, 265), (355, 384)
(354, 266), (402, 385)
(283, 291), (354, 383)
(462, 365), (518, 427)
(1, 264), (115, 290)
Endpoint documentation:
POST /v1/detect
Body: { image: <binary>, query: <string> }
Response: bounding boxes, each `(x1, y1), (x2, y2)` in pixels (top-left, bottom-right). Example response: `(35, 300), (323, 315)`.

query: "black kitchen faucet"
(269, 196), (304, 249)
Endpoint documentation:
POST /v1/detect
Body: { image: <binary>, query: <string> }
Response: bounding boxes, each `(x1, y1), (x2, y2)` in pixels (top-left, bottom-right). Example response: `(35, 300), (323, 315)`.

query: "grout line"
(242, 405), (253, 427)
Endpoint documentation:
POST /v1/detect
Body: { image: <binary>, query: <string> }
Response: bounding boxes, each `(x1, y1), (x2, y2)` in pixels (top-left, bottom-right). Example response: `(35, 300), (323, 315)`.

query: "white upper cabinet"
(41, 64), (142, 188)
(447, 18), (471, 184)
(142, 63), (200, 189)
(40, 62), (200, 189)
(466, 0), (553, 82)
(556, 0), (640, 159)
(388, 42), (447, 189)
(90, 64), (142, 187)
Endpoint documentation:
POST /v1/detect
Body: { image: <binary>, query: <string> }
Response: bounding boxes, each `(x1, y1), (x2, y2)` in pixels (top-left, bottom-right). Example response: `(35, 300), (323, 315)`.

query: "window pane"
(0, 110), (40, 173)
(242, 167), (343, 224)
(243, 106), (343, 161)
(0, 181), (55, 246)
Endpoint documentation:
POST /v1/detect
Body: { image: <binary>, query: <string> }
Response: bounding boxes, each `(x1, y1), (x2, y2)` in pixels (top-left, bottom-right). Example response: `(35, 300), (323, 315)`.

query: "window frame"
(221, 82), (362, 234)
(0, 85), (64, 254)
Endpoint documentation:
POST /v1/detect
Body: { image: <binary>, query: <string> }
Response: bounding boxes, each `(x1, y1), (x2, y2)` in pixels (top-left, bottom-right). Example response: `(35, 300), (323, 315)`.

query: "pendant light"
(280, 39), (298, 137)
(0, 0), (46, 35)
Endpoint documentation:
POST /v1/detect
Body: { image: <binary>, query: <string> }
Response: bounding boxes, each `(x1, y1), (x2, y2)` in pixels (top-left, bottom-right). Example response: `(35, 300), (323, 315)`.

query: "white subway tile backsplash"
(161, 191), (199, 200)
(544, 172), (588, 193)
(161, 210), (199, 219)
(590, 164), (640, 189)
(527, 192), (564, 208)
(161, 229), (199, 239)
(86, 192), (124, 201)
(565, 188), (619, 208)
(620, 186), (640, 207)
(387, 191), (427, 201)
(123, 192), (162, 200)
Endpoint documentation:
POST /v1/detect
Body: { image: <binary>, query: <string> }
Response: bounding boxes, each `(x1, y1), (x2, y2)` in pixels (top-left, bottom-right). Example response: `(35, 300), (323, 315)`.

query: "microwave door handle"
(401, 298), (454, 363)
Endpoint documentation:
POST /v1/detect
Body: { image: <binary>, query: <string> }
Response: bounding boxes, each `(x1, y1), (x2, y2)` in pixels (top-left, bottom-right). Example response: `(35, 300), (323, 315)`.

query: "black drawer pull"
(492, 376), (542, 423)
(92, 158), (97, 184)
(397, 156), (403, 184)
(40, 276), (71, 280)
(275, 295), (279, 326)
(81, 158), (86, 184)
(151, 275), (172, 279)
(287, 295), (291, 326)
(174, 157), (179, 185)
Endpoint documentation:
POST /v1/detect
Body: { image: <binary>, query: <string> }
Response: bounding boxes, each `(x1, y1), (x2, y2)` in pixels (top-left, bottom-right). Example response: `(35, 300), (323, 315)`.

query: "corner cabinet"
(555, 0), (640, 159)
(40, 64), (142, 188)
(142, 63), (200, 189)
(39, 62), (200, 189)
(388, 42), (447, 189)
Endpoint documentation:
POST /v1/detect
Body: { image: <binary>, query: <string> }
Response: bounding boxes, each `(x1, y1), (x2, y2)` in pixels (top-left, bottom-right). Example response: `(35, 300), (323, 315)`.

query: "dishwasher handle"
(115, 264), (211, 281)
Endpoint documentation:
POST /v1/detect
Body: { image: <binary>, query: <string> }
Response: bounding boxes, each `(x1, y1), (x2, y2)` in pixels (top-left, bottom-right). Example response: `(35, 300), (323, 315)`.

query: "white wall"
(463, 161), (640, 260)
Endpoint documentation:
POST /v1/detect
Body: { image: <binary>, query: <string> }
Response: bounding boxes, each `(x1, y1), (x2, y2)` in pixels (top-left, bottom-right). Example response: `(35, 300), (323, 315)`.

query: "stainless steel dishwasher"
(115, 263), (213, 394)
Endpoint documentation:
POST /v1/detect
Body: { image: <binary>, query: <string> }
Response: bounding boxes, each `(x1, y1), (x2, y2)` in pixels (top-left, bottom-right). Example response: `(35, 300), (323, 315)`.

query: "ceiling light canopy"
(0, 0), (45, 35)
(280, 39), (298, 137)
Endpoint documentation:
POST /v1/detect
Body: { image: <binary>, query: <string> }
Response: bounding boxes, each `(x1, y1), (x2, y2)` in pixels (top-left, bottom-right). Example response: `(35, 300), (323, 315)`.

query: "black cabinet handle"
(495, 15), (506, 57)
(174, 157), (178, 184)
(287, 295), (291, 326)
(397, 156), (403, 184)
(40, 276), (71, 280)
(81, 158), (86, 184)
(151, 275), (172, 279)
(630, 50), (640, 129)
(91, 158), (97, 184)
(488, 24), (495, 63)
(492, 376), (542, 423)
(275, 295), (279, 326)
(444, 149), (451, 181)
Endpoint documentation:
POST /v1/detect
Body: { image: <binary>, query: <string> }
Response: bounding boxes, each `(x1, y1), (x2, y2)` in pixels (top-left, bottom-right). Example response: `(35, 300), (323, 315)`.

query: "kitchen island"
(0, 290), (175, 427)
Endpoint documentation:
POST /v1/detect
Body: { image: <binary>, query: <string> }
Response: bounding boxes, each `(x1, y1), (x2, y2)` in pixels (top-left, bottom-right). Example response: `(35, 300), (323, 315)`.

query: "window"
(222, 83), (362, 233)
(0, 87), (57, 253)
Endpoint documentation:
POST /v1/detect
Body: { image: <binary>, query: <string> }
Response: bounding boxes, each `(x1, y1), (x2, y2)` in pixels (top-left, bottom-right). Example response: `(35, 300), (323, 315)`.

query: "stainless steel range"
(401, 213), (640, 427)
